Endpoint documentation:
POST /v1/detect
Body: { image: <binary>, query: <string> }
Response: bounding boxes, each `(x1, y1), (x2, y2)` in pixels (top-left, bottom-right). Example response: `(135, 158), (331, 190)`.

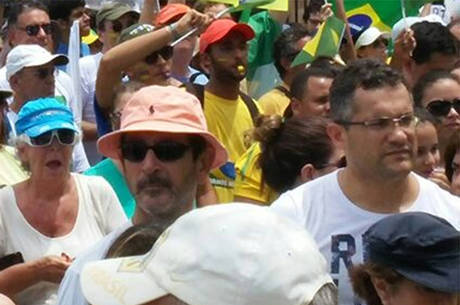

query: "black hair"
(412, 69), (459, 108)
(47, 0), (85, 22)
(290, 66), (339, 101)
(330, 59), (407, 122)
(411, 21), (459, 65)
(7, 0), (48, 27)
(273, 23), (310, 78)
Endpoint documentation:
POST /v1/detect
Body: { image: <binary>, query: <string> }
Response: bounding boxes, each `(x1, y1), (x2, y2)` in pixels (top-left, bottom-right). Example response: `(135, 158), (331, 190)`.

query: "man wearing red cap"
(199, 18), (261, 203)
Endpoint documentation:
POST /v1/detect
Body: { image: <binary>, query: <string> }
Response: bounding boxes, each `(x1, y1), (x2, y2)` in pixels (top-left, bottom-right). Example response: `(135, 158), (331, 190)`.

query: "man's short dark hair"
(411, 21), (459, 65)
(290, 65), (338, 100)
(7, 0), (48, 28)
(273, 23), (310, 79)
(330, 59), (407, 122)
(47, 0), (85, 22)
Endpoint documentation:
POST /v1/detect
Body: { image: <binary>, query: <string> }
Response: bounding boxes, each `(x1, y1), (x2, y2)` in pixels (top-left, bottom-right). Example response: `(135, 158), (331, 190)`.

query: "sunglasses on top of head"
(18, 23), (52, 36)
(426, 99), (460, 117)
(121, 140), (190, 163)
(144, 46), (174, 65)
(25, 129), (77, 147)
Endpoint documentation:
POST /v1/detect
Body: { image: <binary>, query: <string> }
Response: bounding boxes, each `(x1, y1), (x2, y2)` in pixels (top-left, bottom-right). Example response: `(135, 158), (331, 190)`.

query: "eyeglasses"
(145, 46), (174, 65)
(25, 129), (77, 147)
(121, 140), (190, 163)
(426, 99), (460, 117)
(30, 67), (55, 80)
(18, 23), (52, 36)
(337, 113), (417, 131)
(371, 38), (388, 49)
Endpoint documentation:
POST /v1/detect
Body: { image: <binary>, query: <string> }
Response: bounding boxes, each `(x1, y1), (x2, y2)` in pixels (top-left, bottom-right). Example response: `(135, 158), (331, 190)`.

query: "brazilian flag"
(291, 16), (345, 67)
(334, 0), (431, 37)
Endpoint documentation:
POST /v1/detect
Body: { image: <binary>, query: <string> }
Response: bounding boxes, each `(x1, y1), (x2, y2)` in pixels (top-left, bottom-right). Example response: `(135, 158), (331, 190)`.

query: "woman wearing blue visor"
(0, 98), (126, 305)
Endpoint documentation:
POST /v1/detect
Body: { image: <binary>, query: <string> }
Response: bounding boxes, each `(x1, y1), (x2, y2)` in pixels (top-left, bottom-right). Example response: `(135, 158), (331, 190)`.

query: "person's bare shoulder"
(0, 294), (15, 305)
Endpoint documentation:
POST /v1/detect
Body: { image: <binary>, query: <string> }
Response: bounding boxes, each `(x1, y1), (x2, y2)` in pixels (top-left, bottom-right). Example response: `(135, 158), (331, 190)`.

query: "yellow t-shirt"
(0, 145), (28, 186)
(234, 143), (278, 205)
(204, 91), (260, 203)
(258, 84), (291, 116)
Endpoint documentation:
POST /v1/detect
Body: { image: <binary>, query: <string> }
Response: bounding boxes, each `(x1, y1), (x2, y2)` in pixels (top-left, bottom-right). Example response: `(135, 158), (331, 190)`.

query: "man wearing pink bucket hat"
(56, 85), (227, 305)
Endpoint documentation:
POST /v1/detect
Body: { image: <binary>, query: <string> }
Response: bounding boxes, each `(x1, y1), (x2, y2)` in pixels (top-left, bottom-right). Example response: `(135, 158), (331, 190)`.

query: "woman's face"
(19, 133), (73, 177)
(451, 150), (460, 196)
(382, 279), (459, 305)
(421, 79), (460, 142)
(414, 121), (440, 178)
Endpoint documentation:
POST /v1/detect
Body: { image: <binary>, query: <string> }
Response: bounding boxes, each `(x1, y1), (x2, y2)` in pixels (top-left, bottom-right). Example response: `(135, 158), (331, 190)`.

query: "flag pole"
(400, 0), (409, 29)
(334, 0), (356, 61)
(171, 7), (232, 47)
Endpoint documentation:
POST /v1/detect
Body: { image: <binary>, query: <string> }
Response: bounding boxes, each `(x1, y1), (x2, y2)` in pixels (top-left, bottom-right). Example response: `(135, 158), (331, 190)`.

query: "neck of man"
(131, 200), (194, 227)
(206, 76), (240, 100)
(338, 167), (419, 213)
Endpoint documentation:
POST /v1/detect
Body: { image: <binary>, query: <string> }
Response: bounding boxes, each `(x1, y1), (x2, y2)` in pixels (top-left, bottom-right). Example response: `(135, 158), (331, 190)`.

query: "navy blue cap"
(363, 212), (460, 293)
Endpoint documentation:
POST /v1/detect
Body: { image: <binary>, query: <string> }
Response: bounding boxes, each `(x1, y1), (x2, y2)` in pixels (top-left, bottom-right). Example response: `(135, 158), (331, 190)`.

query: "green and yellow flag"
(333, 0), (432, 37)
(291, 16), (345, 67)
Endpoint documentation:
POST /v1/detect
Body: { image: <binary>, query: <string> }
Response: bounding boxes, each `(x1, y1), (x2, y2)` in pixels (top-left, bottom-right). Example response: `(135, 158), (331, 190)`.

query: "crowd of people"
(0, 0), (458, 305)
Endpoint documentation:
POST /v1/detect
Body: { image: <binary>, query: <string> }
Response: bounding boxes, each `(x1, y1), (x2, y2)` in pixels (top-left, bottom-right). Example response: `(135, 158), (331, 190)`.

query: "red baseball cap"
(199, 19), (255, 54)
(155, 4), (190, 26)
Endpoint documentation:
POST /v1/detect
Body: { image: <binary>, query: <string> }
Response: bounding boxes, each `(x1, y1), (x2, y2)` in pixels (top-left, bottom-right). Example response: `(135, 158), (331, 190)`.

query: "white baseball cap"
(6, 44), (68, 80)
(81, 203), (333, 305)
(391, 14), (446, 42)
(355, 27), (390, 49)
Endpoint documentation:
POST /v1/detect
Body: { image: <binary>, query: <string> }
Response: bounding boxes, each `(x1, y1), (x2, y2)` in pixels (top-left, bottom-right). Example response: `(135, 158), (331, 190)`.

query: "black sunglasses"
(426, 99), (460, 117)
(121, 140), (190, 163)
(27, 129), (77, 147)
(32, 67), (55, 80)
(19, 23), (52, 36)
(145, 46), (174, 65)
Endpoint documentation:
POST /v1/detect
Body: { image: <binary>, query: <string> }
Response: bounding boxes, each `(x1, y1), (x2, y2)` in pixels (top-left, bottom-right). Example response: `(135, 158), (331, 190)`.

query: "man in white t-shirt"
(0, 0), (89, 172)
(56, 85), (228, 305)
(270, 59), (460, 305)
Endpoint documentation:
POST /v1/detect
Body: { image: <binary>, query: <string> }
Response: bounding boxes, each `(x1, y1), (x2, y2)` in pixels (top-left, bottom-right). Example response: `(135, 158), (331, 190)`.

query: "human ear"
(371, 276), (392, 305)
(300, 163), (315, 183)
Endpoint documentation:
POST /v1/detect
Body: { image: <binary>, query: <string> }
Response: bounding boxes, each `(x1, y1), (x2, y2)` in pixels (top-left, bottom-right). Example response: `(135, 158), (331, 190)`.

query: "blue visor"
(15, 97), (78, 138)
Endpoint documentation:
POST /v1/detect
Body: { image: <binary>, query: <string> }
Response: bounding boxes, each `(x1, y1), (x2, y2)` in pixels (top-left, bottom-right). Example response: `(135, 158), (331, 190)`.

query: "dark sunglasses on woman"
(26, 129), (77, 147)
(144, 46), (174, 65)
(426, 98), (460, 117)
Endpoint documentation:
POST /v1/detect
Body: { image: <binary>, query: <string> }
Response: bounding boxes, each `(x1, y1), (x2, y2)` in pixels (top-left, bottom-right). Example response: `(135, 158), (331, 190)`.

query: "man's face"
(306, 11), (322, 33)
(340, 84), (416, 180)
(11, 63), (55, 102)
(10, 9), (52, 51)
(357, 38), (388, 63)
(120, 132), (207, 224)
(205, 31), (249, 82)
(292, 76), (333, 118)
(69, 6), (91, 36)
(99, 13), (138, 49)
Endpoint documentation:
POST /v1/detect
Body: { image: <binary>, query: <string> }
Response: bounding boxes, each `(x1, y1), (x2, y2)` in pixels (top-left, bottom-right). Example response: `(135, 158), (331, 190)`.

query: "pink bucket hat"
(97, 86), (228, 169)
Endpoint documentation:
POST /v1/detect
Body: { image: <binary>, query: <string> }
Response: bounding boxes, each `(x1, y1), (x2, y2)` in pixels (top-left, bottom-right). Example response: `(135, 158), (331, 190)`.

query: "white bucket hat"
(81, 203), (333, 305)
